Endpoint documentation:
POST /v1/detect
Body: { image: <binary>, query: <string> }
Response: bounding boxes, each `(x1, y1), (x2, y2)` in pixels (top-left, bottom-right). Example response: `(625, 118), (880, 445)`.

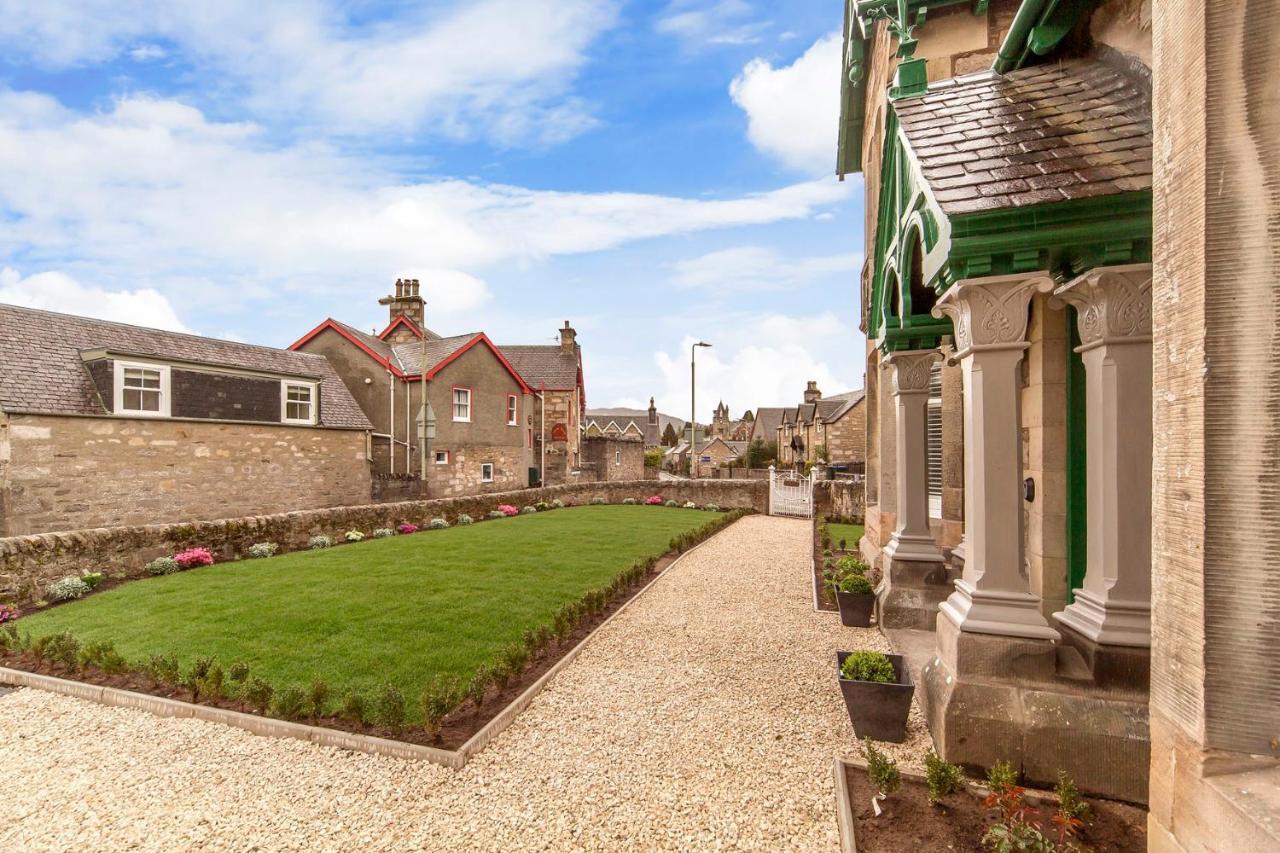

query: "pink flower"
(645, 495), (663, 505)
(497, 504), (519, 517)
(174, 547), (214, 568)
(397, 523), (419, 535)
(0, 603), (19, 624)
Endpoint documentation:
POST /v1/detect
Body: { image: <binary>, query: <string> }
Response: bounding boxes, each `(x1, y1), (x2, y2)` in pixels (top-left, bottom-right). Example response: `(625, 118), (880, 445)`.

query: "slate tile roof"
(389, 333), (483, 375)
(0, 303), (372, 429)
(499, 345), (581, 391)
(822, 390), (865, 424)
(895, 59), (1152, 216)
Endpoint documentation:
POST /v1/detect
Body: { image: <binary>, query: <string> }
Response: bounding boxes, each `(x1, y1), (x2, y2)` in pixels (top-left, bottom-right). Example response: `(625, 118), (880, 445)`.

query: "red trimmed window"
(452, 387), (471, 422)
(507, 394), (518, 426)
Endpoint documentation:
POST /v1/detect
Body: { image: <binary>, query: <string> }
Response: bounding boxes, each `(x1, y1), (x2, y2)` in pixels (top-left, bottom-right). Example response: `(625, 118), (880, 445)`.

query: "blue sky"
(0, 0), (867, 417)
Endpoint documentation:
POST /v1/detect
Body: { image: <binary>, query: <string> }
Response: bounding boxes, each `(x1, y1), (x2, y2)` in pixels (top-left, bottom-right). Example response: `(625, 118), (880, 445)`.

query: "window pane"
(123, 389), (142, 410)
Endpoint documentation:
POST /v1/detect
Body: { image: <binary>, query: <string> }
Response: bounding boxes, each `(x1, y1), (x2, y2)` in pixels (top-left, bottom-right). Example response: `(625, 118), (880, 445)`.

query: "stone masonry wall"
(426, 443), (530, 497)
(1, 413), (371, 537)
(814, 480), (866, 523)
(823, 400), (866, 465)
(0, 478), (767, 604)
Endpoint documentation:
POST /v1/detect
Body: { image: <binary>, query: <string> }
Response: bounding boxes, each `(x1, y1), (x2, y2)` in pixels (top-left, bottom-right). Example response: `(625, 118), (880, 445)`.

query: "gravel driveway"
(0, 514), (928, 851)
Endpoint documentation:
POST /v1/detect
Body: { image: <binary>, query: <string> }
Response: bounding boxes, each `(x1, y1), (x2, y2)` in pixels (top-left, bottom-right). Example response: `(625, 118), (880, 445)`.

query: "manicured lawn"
(18, 506), (718, 716)
(825, 521), (865, 549)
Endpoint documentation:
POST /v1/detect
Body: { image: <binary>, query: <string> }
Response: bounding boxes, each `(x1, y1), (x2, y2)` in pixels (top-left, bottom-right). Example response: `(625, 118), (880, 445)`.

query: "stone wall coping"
(0, 520), (734, 768)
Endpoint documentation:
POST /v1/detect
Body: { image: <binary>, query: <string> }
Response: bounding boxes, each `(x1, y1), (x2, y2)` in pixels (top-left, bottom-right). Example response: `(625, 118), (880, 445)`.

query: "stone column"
(882, 349), (944, 563)
(1052, 264), (1153, 647)
(932, 273), (1059, 640)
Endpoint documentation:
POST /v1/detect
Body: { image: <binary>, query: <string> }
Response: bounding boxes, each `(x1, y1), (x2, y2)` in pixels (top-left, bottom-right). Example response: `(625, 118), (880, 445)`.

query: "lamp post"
(690, 341), (711, 478)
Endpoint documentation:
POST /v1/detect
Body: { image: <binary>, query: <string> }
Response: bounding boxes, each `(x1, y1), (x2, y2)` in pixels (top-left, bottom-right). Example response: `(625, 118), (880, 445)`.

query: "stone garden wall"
(814, 479), (865, 522)
(0, 479), (766, 604)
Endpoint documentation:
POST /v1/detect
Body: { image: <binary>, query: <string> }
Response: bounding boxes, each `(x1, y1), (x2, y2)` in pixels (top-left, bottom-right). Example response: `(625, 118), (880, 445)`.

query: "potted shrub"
(836, 649), (914, 743)
(833, 571), (876, 627)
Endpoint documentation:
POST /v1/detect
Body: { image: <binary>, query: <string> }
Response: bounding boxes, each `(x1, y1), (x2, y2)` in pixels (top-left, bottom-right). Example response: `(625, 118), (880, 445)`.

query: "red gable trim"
(424, 333), (534, 395)
(378, 315), (422, 340)
(290, 319), (405, 377)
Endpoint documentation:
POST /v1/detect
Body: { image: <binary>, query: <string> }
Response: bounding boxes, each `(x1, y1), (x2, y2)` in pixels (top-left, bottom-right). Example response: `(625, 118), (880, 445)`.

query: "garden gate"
(768, 465), (813, 518)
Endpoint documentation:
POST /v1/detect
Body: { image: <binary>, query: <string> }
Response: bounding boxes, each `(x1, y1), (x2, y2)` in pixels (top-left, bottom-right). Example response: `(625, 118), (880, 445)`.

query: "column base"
(877, 552), (954, 631)
(940, 579), (1061, 641)
(1053, 590), (1151, 648)
(920, 616), (1150, 804)
(1056, 619), (1151, 691)
(883, 531), (945, 563)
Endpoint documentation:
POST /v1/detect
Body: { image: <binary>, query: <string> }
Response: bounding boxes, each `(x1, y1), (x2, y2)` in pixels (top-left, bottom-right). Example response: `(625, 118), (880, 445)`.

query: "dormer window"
(282, 381), (317, 425)
(115, 362), (170, 417)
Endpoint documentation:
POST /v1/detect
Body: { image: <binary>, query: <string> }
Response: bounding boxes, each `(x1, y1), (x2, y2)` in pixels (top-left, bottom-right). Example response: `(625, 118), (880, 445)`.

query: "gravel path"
(0, 515), (929, 851)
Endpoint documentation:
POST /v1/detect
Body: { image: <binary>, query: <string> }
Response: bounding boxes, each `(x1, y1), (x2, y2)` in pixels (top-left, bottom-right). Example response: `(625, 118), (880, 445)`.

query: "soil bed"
(1, 551), (679, 750)
(844, 763), (1147, 852)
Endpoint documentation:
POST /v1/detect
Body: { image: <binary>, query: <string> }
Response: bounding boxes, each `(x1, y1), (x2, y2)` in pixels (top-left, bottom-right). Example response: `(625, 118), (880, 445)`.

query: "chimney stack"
(803, 380), (822, 403)
(560, 320), (577, 354)
(378, 278), (425, 341)
(648, 396), (658, 425)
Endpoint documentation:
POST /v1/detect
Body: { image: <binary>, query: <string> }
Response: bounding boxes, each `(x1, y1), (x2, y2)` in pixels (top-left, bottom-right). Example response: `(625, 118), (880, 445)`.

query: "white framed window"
(506, 394), (518, 426)
(615, 450), (621, 465)
(480, 462), (494, 483)
(434, 450), (450, 465)
(281, 381), (317, 425)
(114, 361), (170, 417)
(453, 387), (472, 422)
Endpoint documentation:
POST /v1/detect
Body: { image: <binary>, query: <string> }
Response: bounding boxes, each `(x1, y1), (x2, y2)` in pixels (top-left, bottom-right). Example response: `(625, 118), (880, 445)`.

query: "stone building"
(501, 322), (586, 485)
(775, 382), (866, 468)
(0, 304), (372, 536)
(292, 279), (564, 497)
(584, 399), (684, 447)
(833, 3), (1280, 843)
(706, 402), (752, 442)
(579, 435), (644, 482)
(694, 436), (746, 472)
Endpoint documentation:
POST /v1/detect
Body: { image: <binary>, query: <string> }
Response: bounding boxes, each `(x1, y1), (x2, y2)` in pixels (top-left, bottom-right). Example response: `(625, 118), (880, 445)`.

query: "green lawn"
(824, 521), (865, 550)
(18, 506), (717, 713)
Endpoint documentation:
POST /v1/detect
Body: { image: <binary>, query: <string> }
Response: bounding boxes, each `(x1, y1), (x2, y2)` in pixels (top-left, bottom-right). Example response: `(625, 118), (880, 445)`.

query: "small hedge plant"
(457, 514), (474, 525)
(487, 510), (506, 520)
(834, 573), (874, 595)
(550, 499), (565, 509)
(664, 499), (678, 507)
(146, 556), (180, 576)
(373, 528), (395, 539)
(622, 497), (637, 505)
(840, 650), (896, 683)
(248, 542), (279, 559)
(429, 517), (449, 529)
(924, 749), (965, 805)
(520, 506), (536, 515)
(344, 530), (365, 543)
(308, 535), (334, 550)
(863, 737), (901, 798)
(48, 576), (91, 602)
(590, 496), (606, 505)
(683, 501), (697, 509)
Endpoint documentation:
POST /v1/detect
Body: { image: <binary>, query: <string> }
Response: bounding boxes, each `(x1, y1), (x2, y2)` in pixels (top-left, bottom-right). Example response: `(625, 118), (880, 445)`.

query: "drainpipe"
(993, 0), (1050, 74)
(540, 383), (546, 486)
(388, 368), (395, 475)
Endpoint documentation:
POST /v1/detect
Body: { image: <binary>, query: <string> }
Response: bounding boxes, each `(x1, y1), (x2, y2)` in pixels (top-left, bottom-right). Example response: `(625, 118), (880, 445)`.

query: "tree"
(745, 439), (777, 469)
(661, 423), (679, 447)
(644, 447), (665, 469)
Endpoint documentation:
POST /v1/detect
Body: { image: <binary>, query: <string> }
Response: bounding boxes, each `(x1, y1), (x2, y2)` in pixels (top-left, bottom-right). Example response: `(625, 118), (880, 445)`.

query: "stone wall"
(823, 399), (866, 465)
(580, 436), (643, 482)
(814, 480), (866, 523)
(370, 474), (421, 503)
(0, 478), (766, 604)
(426, 443), (531, 497)
(0, 413), (371, 537)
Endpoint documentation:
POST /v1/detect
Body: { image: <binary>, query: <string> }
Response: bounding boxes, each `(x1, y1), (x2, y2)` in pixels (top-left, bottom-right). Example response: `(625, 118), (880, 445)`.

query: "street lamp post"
(690, 341), (711, 478)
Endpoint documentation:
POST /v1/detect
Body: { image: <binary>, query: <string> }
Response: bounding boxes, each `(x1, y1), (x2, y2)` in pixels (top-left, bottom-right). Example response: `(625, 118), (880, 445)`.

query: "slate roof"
(750, 407), (786, 443)
(332, 319), (395, 361)
(389, 333), (483, 375)
(0, 303), (372, 429)
(895, 59), (1152, 216)
(822, 389), (866, 423)
(500, 345), (581, 391)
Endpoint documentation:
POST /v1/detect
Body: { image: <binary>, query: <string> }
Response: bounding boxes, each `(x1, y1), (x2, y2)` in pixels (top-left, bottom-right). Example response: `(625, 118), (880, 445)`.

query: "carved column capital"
(931, 273), (1056, 356)
(883, 349), (941, 394)
(1052, 263), (1153, 349)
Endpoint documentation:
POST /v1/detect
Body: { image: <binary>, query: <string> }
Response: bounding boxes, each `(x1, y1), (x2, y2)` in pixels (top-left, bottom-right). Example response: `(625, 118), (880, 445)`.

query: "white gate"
(769, 465), (813, 518)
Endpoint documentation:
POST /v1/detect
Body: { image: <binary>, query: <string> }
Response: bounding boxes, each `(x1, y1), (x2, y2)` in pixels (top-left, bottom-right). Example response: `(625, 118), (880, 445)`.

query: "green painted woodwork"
(1065, 307), (1087, 603)
(891, 57), (929, 99)
(994, 0), (1097, 73)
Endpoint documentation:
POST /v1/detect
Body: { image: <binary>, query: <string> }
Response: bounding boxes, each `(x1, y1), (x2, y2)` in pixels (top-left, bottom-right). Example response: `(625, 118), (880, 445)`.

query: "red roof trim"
(289, 319), (405, 377)
(427, 333), (533, 394)
(378, 315), (422, 340)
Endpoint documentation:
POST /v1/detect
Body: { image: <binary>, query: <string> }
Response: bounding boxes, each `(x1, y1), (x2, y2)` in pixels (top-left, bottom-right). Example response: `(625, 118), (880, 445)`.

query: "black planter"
(836, 651), (914, 743)
(835, 590), (876, 627)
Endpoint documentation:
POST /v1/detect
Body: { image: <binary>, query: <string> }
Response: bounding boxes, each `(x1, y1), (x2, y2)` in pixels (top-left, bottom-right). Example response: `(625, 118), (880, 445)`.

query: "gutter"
(993, 0), (1049, 73)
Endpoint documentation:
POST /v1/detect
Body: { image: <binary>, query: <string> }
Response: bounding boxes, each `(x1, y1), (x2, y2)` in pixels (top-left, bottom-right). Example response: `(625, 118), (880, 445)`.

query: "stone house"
(694, 436), (746, 472)
(291, 280), (544, 497)
(584, 399), (684, 447)
(745, 407), (784, 457)
(0, 304), (373, 536)
(832, 2), (1278, 838)
(775, 382), (866, 468)
(500, 322), (586, 485)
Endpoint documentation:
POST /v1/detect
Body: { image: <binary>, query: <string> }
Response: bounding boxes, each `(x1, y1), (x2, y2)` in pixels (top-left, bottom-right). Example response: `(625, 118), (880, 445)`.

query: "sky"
(0, 0), (867, 420)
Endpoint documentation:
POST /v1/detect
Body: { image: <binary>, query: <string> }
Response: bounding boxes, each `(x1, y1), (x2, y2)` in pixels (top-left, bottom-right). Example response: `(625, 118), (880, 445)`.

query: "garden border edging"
(0, 517), (740, 768)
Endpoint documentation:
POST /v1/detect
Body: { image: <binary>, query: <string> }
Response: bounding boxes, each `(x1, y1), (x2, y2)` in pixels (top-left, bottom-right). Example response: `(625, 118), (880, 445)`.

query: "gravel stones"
(0, 515), (930, 850)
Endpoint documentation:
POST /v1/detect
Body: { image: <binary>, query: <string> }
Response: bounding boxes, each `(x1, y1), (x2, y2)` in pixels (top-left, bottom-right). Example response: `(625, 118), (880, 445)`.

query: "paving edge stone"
(834, 758), (859, 853)
(0, 519), (742, 769)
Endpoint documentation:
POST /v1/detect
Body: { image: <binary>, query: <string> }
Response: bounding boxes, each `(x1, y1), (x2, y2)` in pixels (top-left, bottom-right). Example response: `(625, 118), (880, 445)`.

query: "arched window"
(907, 230), (936, 317)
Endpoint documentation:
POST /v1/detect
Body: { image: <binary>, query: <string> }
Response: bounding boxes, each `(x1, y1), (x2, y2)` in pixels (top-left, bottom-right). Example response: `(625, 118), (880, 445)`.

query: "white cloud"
(655, 1), (769, 47)
(730, 32), (842, 174)
(643, 311), (863, 417)
(0, 268), (191, 332)
(128, 43), (167, 62)
(671, 246), (860, 293)
(0, 0), (619, 144)
(0, 89), (849, 323)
